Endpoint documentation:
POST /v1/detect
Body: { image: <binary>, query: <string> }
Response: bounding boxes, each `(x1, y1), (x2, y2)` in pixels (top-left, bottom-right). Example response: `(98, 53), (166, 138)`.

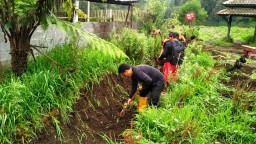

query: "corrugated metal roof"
(217, 8), (256, 16)
(223, 0), (256, 7)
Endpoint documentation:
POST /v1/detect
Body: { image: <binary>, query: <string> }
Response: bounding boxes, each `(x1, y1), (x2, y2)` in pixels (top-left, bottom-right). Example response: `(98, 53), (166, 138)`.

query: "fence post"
(87, 1), (90, 22)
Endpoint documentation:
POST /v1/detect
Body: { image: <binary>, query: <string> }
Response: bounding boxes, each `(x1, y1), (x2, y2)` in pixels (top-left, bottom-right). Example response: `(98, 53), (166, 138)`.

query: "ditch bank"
(30, 73), (136, 144)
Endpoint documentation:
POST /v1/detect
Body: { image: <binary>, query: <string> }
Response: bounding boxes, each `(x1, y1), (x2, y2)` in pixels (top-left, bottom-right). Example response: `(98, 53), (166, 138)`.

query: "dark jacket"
(158, 40), (177, 62)
(158, 39), (185, 65)
(129, 65), (165, 98)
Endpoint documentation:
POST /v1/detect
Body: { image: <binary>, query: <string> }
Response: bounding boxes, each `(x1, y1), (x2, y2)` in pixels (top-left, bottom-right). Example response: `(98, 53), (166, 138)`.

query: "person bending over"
(118, 63), (165, 112)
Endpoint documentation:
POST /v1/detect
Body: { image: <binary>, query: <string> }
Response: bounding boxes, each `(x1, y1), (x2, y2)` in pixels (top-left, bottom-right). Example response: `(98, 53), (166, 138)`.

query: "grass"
(199, 26), (255, 46)
(0, 41), (127, 143)
(1, 26), (255, 144)
(90, 26), (256, 144)
(107, 28), (256, 143)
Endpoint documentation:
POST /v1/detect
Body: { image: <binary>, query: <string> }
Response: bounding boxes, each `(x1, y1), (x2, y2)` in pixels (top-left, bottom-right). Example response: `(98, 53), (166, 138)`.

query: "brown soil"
(30, 74), (136, 144)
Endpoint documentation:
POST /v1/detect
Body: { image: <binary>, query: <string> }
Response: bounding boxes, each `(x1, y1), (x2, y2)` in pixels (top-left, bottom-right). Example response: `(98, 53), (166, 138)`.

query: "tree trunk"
(10, 35), (31, 76)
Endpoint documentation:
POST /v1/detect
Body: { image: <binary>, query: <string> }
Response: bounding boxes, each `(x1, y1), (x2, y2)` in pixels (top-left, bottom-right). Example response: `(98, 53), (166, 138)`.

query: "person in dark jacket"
(118, 63), (165, 112)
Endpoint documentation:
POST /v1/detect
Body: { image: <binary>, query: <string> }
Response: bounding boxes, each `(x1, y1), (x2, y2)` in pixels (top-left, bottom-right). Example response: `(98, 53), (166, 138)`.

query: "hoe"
(119, 88), (140, 117)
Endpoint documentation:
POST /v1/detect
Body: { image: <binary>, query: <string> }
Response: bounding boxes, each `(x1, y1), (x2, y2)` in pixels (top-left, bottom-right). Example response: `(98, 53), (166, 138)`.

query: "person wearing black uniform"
(158, 32), (185, 84)
(118, 63), (165, 112)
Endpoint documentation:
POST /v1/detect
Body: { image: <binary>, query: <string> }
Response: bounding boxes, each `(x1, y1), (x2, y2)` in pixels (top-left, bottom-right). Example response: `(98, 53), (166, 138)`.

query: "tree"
(178, 0), (208, 25)
(0, 0), (85, 76)
(135, 0), (169, 33)
(200, 0), (217, 20)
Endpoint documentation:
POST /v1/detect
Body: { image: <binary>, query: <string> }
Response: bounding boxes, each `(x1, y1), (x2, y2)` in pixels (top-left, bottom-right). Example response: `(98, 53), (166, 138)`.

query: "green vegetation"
(109, 28), (162, 66)
(0, 42), (126, 143)
(103, 25), (256, 143)
(0, 0), (87, 76)
(1, 0), (256, 143)
(199, 26), (256, 46)
(135, 0), (171, 33)
(178, 0), (208, 25)
(252, 71), (256, 80)
(2, 22), (256, 143)
(118, 40), (256, 144)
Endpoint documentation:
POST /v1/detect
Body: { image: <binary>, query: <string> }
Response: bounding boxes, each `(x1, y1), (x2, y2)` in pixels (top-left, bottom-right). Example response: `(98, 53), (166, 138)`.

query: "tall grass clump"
(241, 33), (255, 44)
(109, 28), (162, 65)
(0, 40), (127, 143)
(134, 106), (206, 143)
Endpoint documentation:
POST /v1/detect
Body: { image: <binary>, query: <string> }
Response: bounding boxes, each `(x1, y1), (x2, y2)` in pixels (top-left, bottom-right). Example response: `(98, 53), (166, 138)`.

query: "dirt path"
(30, 74), (136, 144)
(203, 42), (256, 92)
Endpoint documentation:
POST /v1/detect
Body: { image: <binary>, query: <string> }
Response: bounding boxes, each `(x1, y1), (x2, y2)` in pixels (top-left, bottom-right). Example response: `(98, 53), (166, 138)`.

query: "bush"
(110, 28), (161, 64)
(241, 34), (255, 44)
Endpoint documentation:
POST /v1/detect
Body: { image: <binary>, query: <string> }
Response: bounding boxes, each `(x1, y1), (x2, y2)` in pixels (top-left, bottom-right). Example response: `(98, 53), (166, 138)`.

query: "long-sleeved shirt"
(158, 40), (175, 61)
(129, 65), (165, 98)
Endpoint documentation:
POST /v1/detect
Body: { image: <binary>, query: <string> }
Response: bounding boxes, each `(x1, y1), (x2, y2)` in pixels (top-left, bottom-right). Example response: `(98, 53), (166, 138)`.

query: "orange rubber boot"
(138, 96), (147, 112)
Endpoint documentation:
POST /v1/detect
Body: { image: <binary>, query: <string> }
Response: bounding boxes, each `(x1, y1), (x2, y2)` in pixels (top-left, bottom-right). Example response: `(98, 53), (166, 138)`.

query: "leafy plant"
(0, 0), (78, 76)
(127, 38), (256, 144)
(134, 0), (171, 33)
(0, 41), (126, 143)
(178, 0), (208, 25)
(109, 28), (150, 64)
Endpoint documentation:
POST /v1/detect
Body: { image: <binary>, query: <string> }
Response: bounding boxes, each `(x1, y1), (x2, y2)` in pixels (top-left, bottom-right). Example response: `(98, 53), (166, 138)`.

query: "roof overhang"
(84, 0), (138, 5)
(217, 8), (256, 17)
(223, 0), (256, 8)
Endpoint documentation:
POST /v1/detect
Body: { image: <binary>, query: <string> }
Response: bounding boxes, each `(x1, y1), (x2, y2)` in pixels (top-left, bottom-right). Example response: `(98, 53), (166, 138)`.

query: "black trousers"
(139, 80), (165, 106)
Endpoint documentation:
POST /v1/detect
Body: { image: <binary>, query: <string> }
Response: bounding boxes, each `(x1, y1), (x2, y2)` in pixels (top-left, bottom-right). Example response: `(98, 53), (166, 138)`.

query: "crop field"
(0, 25), (255, 144)
(0, 0), (256, 143)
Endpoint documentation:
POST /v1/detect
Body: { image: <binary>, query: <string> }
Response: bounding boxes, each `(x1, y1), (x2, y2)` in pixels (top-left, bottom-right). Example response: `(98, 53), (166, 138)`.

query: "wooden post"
(71, 0), (79, 22)
(87, 1), (90, 22)
(125, 5), (131, 26)
(72, 0), (79, 22)
(227, 15), (232, 40)
(130, 4), (133, 28)
(189, 21), (192, 28)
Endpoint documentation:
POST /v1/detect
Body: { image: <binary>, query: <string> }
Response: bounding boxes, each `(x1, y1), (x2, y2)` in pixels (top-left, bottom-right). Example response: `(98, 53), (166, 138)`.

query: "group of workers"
(118, 29), (186, 112)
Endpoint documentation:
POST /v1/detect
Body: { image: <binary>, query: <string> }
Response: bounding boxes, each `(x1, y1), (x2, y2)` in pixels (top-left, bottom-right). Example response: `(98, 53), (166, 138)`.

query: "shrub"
(109, 28), (150, 64)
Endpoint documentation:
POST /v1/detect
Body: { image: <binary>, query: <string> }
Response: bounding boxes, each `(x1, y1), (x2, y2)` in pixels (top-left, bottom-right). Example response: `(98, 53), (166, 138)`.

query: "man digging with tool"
(118, 63), (165, 112)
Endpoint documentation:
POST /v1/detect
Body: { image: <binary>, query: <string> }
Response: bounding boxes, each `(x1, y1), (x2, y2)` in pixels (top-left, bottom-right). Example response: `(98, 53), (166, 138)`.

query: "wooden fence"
(88, 9), (130, 22)
(57, 9), (145, 23)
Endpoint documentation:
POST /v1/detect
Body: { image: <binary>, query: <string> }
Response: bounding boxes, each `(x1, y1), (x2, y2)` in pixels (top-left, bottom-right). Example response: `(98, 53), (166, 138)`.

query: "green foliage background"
(178, 0), (208, 25)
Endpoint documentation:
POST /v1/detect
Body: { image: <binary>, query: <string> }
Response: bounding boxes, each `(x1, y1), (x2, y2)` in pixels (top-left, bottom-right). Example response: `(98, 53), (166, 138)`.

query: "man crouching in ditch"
(118, 63), (165, 112)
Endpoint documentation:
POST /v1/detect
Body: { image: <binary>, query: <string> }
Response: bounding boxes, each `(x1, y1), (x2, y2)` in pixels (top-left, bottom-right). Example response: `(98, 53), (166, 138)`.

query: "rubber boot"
(138, 96), (147, 112)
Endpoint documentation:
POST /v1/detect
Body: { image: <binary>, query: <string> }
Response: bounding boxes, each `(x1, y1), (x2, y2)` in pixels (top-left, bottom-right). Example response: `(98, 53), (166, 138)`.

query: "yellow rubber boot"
(138, 96), (147, 112)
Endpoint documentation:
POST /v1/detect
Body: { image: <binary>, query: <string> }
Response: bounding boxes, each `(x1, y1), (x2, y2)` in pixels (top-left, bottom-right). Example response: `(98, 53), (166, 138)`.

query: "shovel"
(119, 88), (140, 117)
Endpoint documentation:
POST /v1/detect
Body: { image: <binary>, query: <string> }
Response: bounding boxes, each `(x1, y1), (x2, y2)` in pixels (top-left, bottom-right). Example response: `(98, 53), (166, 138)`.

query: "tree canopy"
(178, 0), (208, 25)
